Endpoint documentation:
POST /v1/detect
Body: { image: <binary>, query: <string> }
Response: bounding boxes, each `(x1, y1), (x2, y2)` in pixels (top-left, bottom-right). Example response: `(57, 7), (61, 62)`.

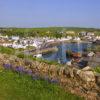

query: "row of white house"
(0, 34), (100, 49)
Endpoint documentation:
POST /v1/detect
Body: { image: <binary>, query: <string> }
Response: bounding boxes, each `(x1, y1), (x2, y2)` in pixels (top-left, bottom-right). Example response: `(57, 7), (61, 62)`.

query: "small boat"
(33, 54), (42, 58)
(66, 51), (82, 62)
(66, 51), (82, 58)
(72, 52), (82, 58)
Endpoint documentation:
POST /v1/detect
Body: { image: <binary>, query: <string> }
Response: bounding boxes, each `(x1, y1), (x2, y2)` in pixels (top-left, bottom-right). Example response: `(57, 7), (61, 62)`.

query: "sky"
(0, 0), (100, 28)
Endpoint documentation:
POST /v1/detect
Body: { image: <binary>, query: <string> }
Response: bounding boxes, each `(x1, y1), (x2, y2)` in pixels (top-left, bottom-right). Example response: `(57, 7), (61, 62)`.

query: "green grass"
(1, 27), (100, 37)
(0, 46), (61, 66)
(0, 46), (15, 55)
(17, 53), (62, 66)
(94, 66), (100, 73)
(0, 69), (83, 100)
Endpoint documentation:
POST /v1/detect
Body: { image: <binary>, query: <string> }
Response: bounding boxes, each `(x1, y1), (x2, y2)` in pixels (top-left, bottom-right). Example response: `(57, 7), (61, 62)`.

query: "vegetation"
(0, 68), (83, 100)
(94, 66), (100, 73)
(0, 46), (61, 66)
(0, 27), (100, 37)
(94, 45), (100, 52)
(0, 46), (15, 55)
(17, 53), (62, 66)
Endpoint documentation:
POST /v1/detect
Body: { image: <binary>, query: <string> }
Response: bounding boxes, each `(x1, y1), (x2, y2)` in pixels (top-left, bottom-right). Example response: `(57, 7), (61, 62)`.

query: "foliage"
(26, 46), (36, 50)
(0, 45), (68, 66)
(94, 45), (100, 52)
(16, 53), (26, 59)
(0, 46), (15, 55)
(94, 66), (100, 73)
(1, 27), (100, 37)
(32, 57), (62, 66)
(0, 46), (61, 66)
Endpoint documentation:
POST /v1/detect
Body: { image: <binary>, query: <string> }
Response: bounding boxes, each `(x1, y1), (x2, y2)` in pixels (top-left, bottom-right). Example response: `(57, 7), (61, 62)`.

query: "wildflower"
(15, 66), (24, 73)
(3, 64), (12, 69)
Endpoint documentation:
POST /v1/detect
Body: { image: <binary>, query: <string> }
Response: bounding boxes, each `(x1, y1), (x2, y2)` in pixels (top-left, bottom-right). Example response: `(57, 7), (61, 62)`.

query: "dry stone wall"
(0, 53), (100, 100)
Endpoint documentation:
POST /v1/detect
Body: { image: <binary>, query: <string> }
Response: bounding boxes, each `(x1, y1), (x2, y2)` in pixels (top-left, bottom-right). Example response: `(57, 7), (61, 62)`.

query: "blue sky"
(0, 0), (100, 28)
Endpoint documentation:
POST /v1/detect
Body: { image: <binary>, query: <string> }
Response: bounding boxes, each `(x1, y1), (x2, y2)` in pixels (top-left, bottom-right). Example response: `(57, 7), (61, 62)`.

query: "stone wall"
(0, 53), (100, 100)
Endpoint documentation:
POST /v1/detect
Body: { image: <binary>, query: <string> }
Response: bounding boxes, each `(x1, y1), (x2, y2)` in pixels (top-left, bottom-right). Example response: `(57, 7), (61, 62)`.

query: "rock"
(0, 53), (100, 99)
(66, 61), (72, 66)
(87, 92), (97, 100)
(63, 67), (70, 77)
(95, 73), (100, 86)
(88, 52), (95, 57)
(67, 66), (74, 78)
(76, 66), (95, 82)
(77, 70), (95, 82)
(81, 66), (93, 71)
(58, 67), (65, 76)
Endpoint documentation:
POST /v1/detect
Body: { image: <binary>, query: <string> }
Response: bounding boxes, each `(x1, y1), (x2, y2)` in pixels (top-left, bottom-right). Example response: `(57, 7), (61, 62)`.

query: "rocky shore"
(0, 53), (100, 100)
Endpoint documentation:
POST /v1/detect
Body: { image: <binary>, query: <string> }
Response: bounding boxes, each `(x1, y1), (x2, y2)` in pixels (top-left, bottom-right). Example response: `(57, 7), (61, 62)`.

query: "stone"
(81, 66), (92, 71)
(77, 70), (95, 82)
(95, 73), (100, 86)
(0, 53), (100, 99)
(76, 66), (95, 82)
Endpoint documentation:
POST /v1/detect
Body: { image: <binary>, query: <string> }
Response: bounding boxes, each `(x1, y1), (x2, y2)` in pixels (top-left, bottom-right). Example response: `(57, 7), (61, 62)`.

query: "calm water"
(42, 43), (93, 64)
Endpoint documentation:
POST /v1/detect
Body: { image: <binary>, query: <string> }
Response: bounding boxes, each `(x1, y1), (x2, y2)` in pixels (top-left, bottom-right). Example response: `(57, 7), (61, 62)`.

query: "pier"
(25, 47), (58, 55)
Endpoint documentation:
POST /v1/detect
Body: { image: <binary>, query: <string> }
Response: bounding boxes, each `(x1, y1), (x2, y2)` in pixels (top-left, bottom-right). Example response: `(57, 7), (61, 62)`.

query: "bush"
(17, 53), (25, 59)
(0, 46), (15, 55)
(94, 66), (100, 73)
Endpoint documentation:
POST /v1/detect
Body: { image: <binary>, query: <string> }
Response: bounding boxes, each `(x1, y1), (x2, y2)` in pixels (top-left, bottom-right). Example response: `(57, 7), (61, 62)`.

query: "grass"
(0, 68), (83, 100)
(0, 46), (61, 66)
(0, 46), (15, 55)
(1, 27), (100, 37)
(17, 53), (62, 66)
(94, 66), (100, 73)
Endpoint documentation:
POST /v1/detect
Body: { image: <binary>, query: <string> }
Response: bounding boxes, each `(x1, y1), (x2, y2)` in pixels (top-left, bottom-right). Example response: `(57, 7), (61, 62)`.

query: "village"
(0, 30), (100, 68)
(1, 0), (100, 99)
(0, 31), (100, 49)
(0, 30), (100, 100)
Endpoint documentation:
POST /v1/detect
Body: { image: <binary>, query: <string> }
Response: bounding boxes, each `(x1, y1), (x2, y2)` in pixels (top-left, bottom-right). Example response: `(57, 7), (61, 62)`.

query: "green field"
(0, 68), (83, 100)
(0, 27), (100, 37)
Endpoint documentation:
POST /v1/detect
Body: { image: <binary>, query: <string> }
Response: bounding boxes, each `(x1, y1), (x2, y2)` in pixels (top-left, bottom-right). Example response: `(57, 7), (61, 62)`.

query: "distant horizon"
(0, 26), (100, 29)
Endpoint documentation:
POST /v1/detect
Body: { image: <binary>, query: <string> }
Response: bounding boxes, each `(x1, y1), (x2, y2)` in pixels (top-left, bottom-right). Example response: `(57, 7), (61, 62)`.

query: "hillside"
(0, 69), (83, 100)
(0, 27), (100, 37)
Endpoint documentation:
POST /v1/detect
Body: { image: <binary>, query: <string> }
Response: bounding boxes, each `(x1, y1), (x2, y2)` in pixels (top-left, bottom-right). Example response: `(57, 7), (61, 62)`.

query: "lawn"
(0, 68), (83, 100)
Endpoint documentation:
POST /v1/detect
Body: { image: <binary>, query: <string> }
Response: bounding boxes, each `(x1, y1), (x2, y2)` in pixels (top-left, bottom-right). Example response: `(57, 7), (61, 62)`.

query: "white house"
(11, 36), (19, 41)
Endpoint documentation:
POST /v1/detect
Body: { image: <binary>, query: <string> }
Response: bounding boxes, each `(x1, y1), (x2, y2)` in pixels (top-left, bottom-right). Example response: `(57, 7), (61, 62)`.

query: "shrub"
(0, 46), (15, 55)
(94, 66), (100, 73)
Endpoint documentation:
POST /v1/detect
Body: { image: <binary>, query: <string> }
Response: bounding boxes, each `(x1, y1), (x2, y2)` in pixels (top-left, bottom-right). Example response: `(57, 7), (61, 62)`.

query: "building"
(65, 31), (75, 35)
(11, 36), (19, 41)
(79, 32), (94, 36)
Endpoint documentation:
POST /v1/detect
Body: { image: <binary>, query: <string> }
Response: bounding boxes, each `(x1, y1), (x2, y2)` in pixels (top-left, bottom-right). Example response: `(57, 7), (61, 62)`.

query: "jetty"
(42, 40), (91, 48)
(25, 47), (58, 55)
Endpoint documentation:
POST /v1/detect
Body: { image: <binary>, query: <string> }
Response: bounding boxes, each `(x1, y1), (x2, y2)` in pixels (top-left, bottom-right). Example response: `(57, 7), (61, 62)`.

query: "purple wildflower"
(15, 66), (25, 73)
(3, 64), (12, 69)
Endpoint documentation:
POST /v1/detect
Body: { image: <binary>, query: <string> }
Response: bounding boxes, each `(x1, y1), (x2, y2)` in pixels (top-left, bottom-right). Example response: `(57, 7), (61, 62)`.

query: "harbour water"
(42, 42), (93, 64)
